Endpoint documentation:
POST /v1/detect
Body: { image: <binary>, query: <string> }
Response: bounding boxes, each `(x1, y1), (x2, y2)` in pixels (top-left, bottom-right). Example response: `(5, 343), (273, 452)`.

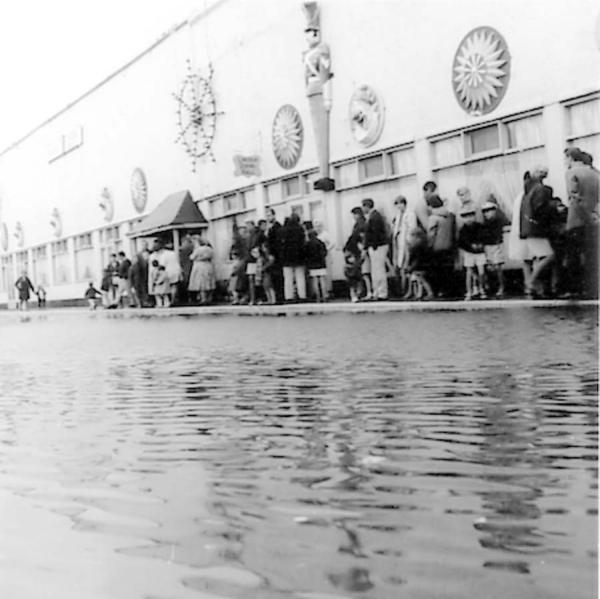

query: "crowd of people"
(88, 234), (218, 309)
(12, 146), (598, 310)
(221, 146), (598, 304)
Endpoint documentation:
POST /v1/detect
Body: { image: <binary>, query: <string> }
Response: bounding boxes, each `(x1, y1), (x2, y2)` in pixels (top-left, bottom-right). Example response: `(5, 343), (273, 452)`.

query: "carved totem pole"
(302, 2), (334, 191)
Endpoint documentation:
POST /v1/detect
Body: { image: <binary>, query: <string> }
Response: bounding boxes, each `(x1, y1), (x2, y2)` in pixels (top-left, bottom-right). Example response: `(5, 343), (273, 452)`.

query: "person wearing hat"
(457, 207), (487, 300)
(481, 196), (509, 298)
(426, 194), (456, 298)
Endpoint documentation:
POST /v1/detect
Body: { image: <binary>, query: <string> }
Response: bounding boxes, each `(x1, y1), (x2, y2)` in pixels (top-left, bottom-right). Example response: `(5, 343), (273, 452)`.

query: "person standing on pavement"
(361, 198), (389, 300)
(117, 251), (132, 307)
(563, 147), (599, 298)
(15, 270), (35, 311)
(266, 208), (284, 303)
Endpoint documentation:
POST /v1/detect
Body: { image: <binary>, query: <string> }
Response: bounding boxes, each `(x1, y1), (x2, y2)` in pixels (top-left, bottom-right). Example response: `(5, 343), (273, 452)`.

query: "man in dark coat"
(266, 208), (284, 302)
(280, 212), (307, 301)
(130, 250), (149, 307)
(564, 147), (599, 297)
(362, 198), (389, 300)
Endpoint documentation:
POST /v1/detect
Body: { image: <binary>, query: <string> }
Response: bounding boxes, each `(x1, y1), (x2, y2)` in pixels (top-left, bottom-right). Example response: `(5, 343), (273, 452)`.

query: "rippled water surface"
(0, 308), (597, 599)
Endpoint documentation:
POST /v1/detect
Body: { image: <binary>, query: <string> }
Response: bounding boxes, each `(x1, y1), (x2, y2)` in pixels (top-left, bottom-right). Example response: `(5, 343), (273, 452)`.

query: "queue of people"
(80, 145), (597, 308)
(91, 235), (217, 309)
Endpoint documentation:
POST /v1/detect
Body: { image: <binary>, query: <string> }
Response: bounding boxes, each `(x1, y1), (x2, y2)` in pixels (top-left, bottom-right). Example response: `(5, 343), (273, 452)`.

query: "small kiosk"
(129, 190), (208, 251)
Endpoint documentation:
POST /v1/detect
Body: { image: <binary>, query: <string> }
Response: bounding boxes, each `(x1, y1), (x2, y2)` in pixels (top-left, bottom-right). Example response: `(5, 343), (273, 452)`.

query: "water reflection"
(0, 309), (596, 599)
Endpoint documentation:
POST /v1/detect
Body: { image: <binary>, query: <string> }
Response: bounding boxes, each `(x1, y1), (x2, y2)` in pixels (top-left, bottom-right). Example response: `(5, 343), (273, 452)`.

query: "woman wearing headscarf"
(188, 235), (216, 305)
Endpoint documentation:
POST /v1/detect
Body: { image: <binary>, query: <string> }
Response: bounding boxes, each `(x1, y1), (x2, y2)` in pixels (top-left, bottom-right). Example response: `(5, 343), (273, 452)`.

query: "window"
(302, 172), (318, 194)
(264, 181), (281, 205)
(16, 250), (28, 274)
(239, 188), (254, 210)
(388, 147), (416, 176)
(32, 245), (49, 287)
(99, 225), (122, 269)
(282, 176), (301, 198)
(506, 115), (544, 150)
(0, 255), (13, 294)
(74, 232), (94, 282)
(51, 240), (70, 284)
(99, 226), (120, 244)
(358, 154), (384, 180)
(223, 193), (236, 213)
(432, 135), (462, 167)
(75, 233), (92, 250)
(566, 97), (600, 161)
(466, 125), (500, 156)
(335, 162), (358, 188)
(51, 240), (68, 255)
(568, 98), (600, 138)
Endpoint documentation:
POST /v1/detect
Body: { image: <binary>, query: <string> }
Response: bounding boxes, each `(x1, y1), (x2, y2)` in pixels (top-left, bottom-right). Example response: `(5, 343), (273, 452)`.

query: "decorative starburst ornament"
(453, 27), (510, 116)
(272, 105), (304, 169)
(173, 60), (221, 173)
(0, 223), (7, 251)
(130, 168), (148, 213)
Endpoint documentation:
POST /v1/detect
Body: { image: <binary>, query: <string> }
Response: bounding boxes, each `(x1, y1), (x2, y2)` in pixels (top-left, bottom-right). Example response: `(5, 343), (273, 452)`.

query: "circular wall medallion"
(452, 26), (510, 116)
(272, 104), (304, 169)
(0, 223), (8, 251)
(50, 208), (62, 238)
(131, 168), (148, 213)
(14, 222), (24, 247)
(349, 84), (385, 147)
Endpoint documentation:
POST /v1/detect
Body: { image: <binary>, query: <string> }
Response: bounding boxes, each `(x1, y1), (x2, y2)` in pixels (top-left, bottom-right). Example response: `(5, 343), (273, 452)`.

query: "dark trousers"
(430, 250), (456, 297)
(564, 227), (586, 295)
(271, 265), (284, 303)
(584, 225), (599, 298)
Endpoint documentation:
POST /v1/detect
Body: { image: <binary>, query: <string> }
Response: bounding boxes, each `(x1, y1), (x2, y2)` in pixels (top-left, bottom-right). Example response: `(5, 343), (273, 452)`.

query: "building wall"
(0, 0), (598, 301)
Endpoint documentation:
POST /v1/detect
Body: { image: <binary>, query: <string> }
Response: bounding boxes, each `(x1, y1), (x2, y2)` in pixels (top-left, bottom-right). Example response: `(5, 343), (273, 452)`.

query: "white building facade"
(0, 0), (598, 304)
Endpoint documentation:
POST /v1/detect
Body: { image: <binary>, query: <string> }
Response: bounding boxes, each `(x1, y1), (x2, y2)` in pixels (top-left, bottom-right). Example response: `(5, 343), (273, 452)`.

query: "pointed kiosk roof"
(130, 190), (208, 238)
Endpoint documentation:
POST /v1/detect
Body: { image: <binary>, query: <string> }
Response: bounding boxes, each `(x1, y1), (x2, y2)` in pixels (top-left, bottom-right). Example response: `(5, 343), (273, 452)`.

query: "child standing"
(481, 198), (509, 298)
(84, 282), (102, 310)
(458, 208), (487, 300)
(228, 249), (245, 305)
(259, 242), (277, 305)
(358, 238), (373, 300)
(344, 251), (363, 302)
(405, 228), (434, 300)
(153, 264), (171, 307)
(36, 284), (47, 308)
(305, 229), (328, 302)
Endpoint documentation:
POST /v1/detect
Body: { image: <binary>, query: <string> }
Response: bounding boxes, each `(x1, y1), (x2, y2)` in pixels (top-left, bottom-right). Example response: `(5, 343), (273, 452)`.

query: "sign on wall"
(233, 155), (262, 177)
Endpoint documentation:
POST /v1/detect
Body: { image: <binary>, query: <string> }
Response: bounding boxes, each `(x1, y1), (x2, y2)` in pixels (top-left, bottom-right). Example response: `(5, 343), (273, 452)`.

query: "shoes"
(495, 291), (504, 299)
(479, 291), (488, 300)
(464, 293), (472, 301)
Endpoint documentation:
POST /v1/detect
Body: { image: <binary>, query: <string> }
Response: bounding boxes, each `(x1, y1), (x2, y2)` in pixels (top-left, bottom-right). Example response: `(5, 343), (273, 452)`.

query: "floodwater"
(0, 307), (597, 599)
